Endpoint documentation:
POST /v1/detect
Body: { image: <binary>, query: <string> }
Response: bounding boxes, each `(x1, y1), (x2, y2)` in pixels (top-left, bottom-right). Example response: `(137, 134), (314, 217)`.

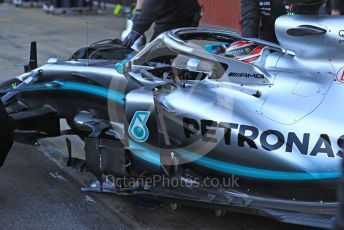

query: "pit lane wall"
(199, 0), (241, 31)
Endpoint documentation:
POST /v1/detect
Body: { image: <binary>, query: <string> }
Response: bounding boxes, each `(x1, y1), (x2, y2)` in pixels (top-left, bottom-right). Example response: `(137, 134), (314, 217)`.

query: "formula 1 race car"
(0, 15), (343, 229)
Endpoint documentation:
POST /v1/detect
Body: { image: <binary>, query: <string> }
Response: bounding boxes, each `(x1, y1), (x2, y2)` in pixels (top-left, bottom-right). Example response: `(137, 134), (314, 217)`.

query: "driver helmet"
(225, 41), (268, 64)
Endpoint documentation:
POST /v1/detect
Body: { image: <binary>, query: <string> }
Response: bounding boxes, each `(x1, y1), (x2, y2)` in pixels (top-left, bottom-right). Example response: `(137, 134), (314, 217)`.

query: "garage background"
(11, 0), (243, 31)
(199, 0), (241, 31)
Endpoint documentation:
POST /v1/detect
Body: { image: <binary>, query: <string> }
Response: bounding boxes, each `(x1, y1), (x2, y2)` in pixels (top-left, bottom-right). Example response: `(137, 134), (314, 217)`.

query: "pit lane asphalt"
(0, 143), (130, 230)
(0, 3), (320, 230)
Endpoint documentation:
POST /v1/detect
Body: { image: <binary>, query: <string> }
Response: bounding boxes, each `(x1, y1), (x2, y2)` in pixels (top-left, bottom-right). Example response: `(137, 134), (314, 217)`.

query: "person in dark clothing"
(286, 0), (325, 14)
(241, 0), (326, 43)
(123, 0), (202, 48)
(241, 0), (288, 43)
(319, 0), (332, 15)
(331, 0), (344, 14)
(290, 2), (324, 13)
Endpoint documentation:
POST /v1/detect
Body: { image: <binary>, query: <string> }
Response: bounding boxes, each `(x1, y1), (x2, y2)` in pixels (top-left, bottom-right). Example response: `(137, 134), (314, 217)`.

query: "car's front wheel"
(0, 100), (13, 167)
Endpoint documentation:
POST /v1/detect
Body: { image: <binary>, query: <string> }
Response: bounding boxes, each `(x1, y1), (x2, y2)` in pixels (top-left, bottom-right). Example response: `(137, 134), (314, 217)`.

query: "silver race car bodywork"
(1, 15), (344, 229)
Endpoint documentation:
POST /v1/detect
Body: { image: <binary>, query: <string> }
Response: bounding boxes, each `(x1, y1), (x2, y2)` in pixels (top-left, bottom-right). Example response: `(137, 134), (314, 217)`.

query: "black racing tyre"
(0, 100), (13, 167)
(335, 162), (344, 229)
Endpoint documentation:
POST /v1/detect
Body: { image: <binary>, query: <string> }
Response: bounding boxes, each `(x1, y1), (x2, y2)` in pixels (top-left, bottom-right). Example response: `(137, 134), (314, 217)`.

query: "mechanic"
(331, 0), (344, 15)
(319, 0), (332, 15)
(241, 0), (288, 43)
(286, 0), (326, 14)
(241, 0), (326, 43)
(131, 0), (144, 23)
(123, 0), (202, 48)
